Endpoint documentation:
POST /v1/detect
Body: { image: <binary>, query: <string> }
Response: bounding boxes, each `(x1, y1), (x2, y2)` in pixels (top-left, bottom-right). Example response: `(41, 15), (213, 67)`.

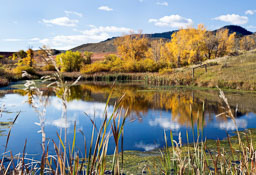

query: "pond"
(1, 81), (256, 160)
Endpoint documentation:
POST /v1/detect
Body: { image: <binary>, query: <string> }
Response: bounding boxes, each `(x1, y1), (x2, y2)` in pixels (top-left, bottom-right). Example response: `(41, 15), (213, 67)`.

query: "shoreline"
(1, 71), (256, 93)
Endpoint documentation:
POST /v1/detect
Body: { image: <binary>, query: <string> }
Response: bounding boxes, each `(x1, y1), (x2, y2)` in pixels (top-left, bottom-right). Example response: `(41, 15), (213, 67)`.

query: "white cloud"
(39, 25), (132, 50)
(51, 98), (114, 118)
(135, 142), (160, 151)
(42, 17), (79, 27)
(98, 6), (113, 11)
(149, 118), (180, 130)
(46, 113), (78, 129)
(39, 34), (108, 50)
(81, 26), (131, 35)
(149, 15), (193, 28)
(213, 14), (248, 25)
(64, 10), (83, 17)
(51, 118), (71, 128)
(245, 10), (256, 15)
(156, 1), (168, 6)
(216, 119), (247, 131)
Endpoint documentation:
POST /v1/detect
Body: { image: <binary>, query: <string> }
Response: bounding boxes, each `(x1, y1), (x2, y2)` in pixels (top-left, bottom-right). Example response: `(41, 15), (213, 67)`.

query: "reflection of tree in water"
(66, 85), (205, 125)
(11, 84), (248, 127)
(156, 93), (203, 126)
(56, 86), (92, 102)
(71, 85), (247, 127)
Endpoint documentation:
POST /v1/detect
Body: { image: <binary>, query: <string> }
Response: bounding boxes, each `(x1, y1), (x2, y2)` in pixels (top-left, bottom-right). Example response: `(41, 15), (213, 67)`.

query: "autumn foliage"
(79, 24), (254, 74)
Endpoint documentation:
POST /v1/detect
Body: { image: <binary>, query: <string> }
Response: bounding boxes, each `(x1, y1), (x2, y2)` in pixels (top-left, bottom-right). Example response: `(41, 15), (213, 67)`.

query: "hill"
(144, 30), (176, 40)
(71, 25), (253, 55)
(71, 39), (117, 53)
(71, 31), (176, 53)
(213, 25), (253, 37)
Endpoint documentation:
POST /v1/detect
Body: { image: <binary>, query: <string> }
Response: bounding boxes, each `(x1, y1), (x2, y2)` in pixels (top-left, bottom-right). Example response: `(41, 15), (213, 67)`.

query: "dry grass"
(144, 50), (256, 90)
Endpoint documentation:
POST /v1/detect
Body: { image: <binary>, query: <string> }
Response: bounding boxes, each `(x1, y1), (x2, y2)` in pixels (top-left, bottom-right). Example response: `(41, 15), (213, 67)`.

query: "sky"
(0, 0), (256, 51)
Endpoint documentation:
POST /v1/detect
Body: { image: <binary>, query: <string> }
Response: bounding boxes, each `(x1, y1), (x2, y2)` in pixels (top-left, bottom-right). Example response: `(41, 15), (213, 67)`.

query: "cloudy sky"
(0, 0), (255, 51)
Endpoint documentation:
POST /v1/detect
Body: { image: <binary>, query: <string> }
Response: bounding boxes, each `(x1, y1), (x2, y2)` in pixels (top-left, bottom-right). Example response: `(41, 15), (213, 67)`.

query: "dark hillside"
(213, 25), (253, 36)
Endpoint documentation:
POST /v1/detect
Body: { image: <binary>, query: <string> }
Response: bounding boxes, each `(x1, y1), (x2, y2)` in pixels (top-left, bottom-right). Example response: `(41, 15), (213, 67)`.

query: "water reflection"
(0, 83), (256, 154)
(5, 83), (256, 128)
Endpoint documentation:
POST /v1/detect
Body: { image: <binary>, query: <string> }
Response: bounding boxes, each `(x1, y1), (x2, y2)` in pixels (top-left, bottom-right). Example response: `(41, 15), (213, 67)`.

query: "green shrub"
(56, 51), (83, 72)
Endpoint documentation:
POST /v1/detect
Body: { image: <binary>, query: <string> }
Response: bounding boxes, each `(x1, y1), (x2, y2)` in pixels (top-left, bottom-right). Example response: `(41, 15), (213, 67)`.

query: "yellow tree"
(22, 49), (34, 67)
(215, 29), (236, 57)
(166, 29), (190, 67)
(186, 24), (207, 64)
(159, 43), (173, 63)
(240, 36), (256, 51)
(165, 24), (207, 66)
(114, 33), (150, 61)
(146, 39), (165, 61)
(203, 32), (218, 59)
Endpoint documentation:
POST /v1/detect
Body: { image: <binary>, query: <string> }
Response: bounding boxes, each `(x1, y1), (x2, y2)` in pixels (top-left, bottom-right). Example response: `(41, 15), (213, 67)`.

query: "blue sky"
(0, 0), (255, 51)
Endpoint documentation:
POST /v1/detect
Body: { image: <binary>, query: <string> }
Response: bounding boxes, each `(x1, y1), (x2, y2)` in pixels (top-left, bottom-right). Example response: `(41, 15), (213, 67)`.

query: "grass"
(94, 128), (256, 174)
(166, 50), (256, 90)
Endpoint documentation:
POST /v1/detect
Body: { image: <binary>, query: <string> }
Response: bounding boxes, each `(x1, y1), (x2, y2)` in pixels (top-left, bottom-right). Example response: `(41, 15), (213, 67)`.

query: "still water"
(0, 82), (256, 159)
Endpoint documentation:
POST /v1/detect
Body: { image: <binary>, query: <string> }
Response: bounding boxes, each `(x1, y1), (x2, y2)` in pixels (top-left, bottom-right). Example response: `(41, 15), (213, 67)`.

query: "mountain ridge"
(71, 25), (254, 53)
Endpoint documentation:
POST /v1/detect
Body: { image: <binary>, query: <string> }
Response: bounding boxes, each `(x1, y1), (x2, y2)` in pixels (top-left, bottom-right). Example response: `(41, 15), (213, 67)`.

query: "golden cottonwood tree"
(163, 26), (236, 66)
(115, 33), (150, 61)
(203, 32), (218, 59)
(145, 39), (165, 61)
(165, 29), (188, 67)
(240, 36), (256, 51)
(215, 29), (236, 57)
(165, 24), (207, 66)
(186, 24), (207, 64)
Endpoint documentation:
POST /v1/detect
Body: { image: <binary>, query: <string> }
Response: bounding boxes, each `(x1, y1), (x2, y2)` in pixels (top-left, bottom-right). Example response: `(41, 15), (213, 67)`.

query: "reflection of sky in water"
(0, 92), (256, 160)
